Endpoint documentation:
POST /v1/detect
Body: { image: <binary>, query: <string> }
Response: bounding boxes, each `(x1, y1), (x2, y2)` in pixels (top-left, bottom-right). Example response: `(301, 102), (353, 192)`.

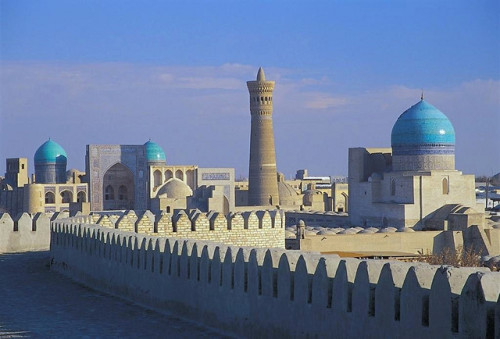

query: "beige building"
(0, 140), (88, 215)
(349, 99), (482, 228)
(86, 142), (234, 214)
(235, 170), (348, 213)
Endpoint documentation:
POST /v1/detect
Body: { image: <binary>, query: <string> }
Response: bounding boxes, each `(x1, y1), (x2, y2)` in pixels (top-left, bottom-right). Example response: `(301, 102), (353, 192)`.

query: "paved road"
(0, 252), (232, 338)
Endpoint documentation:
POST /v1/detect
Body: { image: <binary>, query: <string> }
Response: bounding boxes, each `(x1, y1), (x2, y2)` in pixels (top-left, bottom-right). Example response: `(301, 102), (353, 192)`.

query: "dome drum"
(392, 143), (455, 156)
(144, 141), (166, 165)
(34, 139), (68, 184)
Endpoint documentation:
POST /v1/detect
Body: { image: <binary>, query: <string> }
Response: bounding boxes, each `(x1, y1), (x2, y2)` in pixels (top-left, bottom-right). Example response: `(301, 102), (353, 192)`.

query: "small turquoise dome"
(391, 100), (455, 155)
(144, 140), (166, 163)
(34, 139), (67, 164)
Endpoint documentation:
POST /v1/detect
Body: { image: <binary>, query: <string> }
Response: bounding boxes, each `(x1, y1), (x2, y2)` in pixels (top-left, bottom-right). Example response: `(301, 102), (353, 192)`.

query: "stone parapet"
(50, 223), (500, 338)
(0, 212), (51, 253)
(76, 209), (284, 248)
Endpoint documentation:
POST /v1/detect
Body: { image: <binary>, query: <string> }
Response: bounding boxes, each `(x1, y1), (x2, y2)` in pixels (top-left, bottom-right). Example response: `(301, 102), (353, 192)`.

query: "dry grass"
(417, 246), (483, 268)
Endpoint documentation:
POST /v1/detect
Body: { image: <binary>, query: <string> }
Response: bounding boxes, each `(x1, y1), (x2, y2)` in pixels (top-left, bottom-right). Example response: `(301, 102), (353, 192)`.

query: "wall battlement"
(0, 212), (69, 253)
(73, 209), (284, 248)
(50, 222), (500, 338)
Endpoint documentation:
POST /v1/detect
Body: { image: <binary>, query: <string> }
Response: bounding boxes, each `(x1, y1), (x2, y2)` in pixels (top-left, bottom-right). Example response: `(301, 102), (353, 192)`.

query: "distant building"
(235, 170), (348, 213)
(349, 98), (482, 228)
(86, 141), (234, 214)
(247, 67), (280, 206)
(0, 139), (88, 215)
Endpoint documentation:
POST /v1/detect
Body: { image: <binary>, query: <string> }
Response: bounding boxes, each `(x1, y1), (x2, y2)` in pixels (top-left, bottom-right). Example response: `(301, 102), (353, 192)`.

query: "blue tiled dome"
(144, 140), (166, 163)
(34, 139), (67, 164)
(391, 100), (455, 155)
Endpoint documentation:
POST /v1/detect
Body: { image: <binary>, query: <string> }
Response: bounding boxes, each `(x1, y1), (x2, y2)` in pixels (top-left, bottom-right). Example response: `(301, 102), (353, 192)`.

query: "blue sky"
(1, 0), (499, 177)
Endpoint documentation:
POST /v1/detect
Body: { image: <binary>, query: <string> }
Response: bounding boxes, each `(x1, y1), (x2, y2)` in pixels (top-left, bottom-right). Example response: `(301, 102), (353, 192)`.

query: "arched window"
(165, 170), (173, 181)
(118, 185), (128, 201)
(390, 179), (396, 196)
(77, 191), (86, 203)
(153, 170), (162, 188)
(186, 169), (194, 189)
(105, 185), (114, 200)
(45, 191), (55, 204)
(60, 190), (73, 203)
(175, 169), (184, 181)
(442, 178), (449, 195)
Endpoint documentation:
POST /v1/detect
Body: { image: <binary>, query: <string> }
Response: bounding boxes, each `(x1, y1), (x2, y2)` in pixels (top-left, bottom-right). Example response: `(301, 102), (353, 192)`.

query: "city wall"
(77, 209), (284, 248)
(0, 209), (284, 253)
(0, 212), (67, 253)
(50, 220), (500, 338)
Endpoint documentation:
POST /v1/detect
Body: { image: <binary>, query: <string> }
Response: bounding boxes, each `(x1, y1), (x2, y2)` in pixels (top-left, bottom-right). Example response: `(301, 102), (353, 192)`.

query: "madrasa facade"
(86, 141), (235, 214)
(1, 140), (234, 215)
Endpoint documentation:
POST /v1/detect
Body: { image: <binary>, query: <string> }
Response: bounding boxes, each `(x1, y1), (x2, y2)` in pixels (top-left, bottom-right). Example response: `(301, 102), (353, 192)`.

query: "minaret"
(247, 67), (279, 206)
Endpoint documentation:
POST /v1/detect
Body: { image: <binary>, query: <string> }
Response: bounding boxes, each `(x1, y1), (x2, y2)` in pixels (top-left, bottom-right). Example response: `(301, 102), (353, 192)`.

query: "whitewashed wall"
(50, 221), (500, 338)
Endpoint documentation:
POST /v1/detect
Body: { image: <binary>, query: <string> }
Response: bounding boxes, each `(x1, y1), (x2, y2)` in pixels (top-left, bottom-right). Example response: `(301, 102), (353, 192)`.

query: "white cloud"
(0, 61), (498, 177)
(304, 93), (349, 109)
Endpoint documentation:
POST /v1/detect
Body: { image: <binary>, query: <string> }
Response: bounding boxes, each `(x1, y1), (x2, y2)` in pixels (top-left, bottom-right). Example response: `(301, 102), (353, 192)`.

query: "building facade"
(0, 139), (88, 215)
(86, 142), (235, 214)
(348, 99), (481, 228)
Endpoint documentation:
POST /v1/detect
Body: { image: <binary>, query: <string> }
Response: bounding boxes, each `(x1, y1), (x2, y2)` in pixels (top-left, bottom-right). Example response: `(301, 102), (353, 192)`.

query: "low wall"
(285, 210), (348, 227)
(78, 209), (285, 248)
(0, 212), (51, 253)
(50, 221), (500, 338)
(296, 231), (451, 255)
(295, 226), (500, 256)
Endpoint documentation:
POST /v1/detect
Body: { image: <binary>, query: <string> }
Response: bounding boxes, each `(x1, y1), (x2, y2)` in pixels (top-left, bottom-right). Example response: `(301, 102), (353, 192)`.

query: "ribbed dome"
(144, 140), (166, 163)
(391, 100), (455, 156)
(278, 181), (298, 198)
(34, 139), (67, 164)
(156, 178), (192, 199)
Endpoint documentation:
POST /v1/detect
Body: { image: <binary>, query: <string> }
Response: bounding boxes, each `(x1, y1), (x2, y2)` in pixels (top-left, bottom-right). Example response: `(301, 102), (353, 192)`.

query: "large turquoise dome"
(391, 100), (455, 155)
(34, 139), (67, 164)
(144, 140), (166, 163)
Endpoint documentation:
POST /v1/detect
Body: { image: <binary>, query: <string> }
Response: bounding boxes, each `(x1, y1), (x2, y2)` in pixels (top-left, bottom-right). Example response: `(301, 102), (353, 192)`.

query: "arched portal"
(45, 191), (55, 204)
(153, 170), (162, 189)
(165, 170), (173, 181)
(341, 192), (348, 212)
(186, 169), (194, 189)
(77, 191), (86, 203)
(60, 190), (73, 203)
(442, 178), (449, 195)
(175, 169), (184, 181)
(103, 163), (135, 210)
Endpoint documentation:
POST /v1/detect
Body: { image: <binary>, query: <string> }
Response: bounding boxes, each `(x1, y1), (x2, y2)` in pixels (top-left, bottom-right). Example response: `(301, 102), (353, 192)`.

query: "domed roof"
(144, 140), (166, 163)
(156, 178), (192, 199)
(34, 139), (67, 164)
(391, 99), (455, 155)
(491, 173), (500, 186)
(278, 181), (298, 198)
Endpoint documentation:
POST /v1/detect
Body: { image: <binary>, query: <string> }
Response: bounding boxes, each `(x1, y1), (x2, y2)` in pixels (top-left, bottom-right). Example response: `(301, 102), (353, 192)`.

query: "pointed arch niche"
(103, 163), (135, 210)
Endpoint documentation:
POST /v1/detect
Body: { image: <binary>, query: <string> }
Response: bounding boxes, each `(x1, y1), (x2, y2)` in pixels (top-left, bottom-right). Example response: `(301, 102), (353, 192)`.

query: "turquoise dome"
(144, 140), (166, 163)
(391, 100), (455, 155)
(34, 139), (67, 164)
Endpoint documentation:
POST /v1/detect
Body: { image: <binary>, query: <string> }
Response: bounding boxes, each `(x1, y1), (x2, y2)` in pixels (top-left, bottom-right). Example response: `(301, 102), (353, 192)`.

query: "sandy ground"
(0, 252), (232, 338)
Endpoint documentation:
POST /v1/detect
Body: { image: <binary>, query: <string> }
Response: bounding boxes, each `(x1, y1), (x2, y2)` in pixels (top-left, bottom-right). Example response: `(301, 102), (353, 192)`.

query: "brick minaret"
(247, 67), (279, 206)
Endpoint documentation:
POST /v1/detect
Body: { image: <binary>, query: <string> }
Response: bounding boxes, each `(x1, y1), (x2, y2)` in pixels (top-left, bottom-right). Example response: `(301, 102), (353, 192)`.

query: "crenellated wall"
(0, 212), (67, 253)
(50, 222), (500, 338)
(77, 209), (285, 248)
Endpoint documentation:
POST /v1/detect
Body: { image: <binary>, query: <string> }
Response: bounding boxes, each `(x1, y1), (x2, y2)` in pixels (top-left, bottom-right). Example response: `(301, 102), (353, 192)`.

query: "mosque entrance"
(102, 163), (135, 210)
